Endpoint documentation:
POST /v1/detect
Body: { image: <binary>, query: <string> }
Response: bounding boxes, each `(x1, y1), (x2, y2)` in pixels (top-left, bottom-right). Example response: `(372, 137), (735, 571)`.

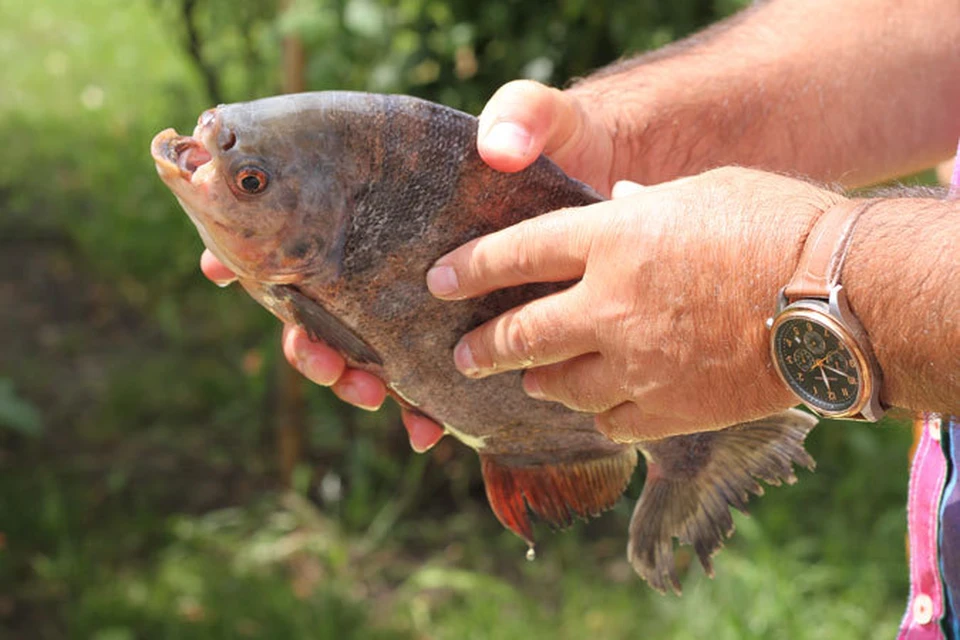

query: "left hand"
(427, 168), (843, 441)
(200, 250), (446, 453)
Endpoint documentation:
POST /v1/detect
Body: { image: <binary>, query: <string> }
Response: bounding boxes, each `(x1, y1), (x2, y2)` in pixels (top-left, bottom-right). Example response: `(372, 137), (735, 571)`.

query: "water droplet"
(525, 547), (536, 562)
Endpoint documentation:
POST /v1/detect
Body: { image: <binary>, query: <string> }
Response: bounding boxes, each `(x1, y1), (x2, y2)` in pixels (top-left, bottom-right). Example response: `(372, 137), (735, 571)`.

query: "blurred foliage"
(0, 379), (43, 437)
(0, 0), (921, 637)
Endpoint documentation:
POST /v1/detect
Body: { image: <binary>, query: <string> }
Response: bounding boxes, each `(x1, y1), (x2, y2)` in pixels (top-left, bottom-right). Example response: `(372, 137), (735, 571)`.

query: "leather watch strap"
(783, 199), (878, 301)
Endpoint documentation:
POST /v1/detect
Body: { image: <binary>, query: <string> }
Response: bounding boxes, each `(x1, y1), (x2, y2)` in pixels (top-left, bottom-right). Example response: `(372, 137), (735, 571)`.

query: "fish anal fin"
(629, 408), (817, 595)
(480, 446), (638, 546)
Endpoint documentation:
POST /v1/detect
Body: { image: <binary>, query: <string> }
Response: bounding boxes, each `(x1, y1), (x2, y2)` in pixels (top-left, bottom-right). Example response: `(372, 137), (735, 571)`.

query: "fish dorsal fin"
(480, 445), (638, 546)
(271, 284), (383, 366)
(628, 408), (817, 595)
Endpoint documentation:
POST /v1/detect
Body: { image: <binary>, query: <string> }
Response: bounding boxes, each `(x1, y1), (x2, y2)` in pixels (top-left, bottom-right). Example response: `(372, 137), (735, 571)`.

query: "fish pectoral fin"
(480, 443), (638, 547)
(629, 408), (817, 595)
(271, 284), (382, 366)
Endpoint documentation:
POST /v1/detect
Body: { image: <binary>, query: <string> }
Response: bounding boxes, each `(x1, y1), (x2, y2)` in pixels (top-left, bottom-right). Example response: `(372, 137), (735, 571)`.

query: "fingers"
(283, 325), (443, 452)
(477, 80), (589, 173)
(212, 258), (435, 449)
(522, 353), (624, 413)
(282, 324), (347, 386)
(401, 410), (446, 453)
(282, 325), (385, 410)
(208, 259), (435, 448)
(331, 369), (387, 412)
(453, 287), (595, 377)
(427, 208), (593, 300)
(200, 249), (237, 287)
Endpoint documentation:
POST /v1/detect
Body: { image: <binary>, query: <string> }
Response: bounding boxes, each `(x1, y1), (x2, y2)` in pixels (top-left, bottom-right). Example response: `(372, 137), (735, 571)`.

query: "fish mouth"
(150, 109), (220, 183)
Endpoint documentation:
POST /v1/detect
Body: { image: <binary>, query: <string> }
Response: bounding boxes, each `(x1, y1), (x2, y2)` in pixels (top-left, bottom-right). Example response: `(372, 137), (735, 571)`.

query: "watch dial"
(773, 317), (861, 413)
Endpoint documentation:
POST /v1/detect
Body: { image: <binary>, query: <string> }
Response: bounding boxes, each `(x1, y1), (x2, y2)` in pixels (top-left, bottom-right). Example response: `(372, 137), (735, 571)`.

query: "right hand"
(200, 249), (446, 454)
(476, 80), (619, 195)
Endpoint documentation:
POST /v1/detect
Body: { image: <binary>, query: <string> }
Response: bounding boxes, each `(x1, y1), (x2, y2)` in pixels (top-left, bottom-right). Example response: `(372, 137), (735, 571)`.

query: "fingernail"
(454, 341), (479, 376)
(406, 414), (446, 453)
(214, 277), (237, 288)
(522, 373), (545, 400)
(337, 382), (382, 411)
(483, 121), (532, 158)
(426, 265), (459, 298)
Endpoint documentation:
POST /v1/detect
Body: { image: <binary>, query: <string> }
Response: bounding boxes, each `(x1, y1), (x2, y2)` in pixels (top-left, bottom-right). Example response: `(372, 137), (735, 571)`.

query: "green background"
(0, 0), (919, 637)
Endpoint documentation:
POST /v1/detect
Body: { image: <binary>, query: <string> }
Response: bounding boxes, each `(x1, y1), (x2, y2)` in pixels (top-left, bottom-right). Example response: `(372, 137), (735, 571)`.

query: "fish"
(150, 91), (817, 594)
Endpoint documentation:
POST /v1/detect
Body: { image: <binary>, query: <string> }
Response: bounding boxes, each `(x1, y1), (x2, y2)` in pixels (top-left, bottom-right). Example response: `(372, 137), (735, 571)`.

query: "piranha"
(150, 91), (817, 594)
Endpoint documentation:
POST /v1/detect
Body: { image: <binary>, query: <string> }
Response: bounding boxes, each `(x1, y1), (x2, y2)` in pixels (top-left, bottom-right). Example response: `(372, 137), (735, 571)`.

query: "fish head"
(151, 98), (351, 284)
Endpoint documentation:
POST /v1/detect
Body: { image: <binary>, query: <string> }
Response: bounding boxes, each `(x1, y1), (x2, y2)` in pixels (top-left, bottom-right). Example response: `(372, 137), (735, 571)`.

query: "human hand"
(477, 80), (620, 195)
(200, 249), (446, 452)
(427, 168), (843, 441)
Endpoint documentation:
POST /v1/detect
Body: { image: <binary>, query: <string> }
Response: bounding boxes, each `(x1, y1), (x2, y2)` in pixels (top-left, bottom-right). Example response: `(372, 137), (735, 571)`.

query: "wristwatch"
(768, 199), (885, 421)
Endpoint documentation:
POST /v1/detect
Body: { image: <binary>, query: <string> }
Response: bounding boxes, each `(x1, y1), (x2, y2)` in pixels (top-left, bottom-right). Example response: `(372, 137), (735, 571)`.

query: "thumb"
(477, 80), (589, 174)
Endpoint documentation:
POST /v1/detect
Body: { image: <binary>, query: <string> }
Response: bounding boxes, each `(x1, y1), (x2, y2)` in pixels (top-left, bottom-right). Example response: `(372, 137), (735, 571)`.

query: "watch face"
(772, 314), (863, 414)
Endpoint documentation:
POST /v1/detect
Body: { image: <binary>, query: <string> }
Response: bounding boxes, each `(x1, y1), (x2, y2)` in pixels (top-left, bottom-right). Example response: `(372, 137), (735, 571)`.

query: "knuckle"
(595, 406), (635, 443)
(502, 309), (540, 366)
(471, 223), (541, 286)
(508, 224), (541, 280)
(553, 377), (587, 411)
(594, 412), (622, 441)
(556, 367), (611, 413)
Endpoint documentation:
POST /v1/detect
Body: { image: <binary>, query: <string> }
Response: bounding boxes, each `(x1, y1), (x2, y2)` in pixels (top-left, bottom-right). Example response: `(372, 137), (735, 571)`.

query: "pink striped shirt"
(897, 144), (960, 639)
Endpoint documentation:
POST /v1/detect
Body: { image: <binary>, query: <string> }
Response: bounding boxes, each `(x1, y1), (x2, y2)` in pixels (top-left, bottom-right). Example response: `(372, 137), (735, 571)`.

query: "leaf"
(0, 378), (43, 437)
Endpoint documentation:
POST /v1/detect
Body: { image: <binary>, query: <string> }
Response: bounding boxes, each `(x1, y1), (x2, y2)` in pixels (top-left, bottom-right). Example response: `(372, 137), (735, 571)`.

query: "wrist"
(841, 197), (960, 412)
(769, 198), (890, 420)
(680, 169), (843, 419)
(566, 57), (771, 186)
(757, 190), (848, 402)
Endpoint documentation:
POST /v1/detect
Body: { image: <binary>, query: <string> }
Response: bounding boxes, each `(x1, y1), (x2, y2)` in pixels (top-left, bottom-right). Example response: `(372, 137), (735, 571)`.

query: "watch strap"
(783, 199), (877, 301)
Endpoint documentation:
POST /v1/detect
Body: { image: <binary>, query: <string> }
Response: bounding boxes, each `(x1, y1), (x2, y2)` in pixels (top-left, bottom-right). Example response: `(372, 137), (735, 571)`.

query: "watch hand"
(811, 349), (839, 371)
(823, 364), (847, 377)
(819, 366), (832, 392)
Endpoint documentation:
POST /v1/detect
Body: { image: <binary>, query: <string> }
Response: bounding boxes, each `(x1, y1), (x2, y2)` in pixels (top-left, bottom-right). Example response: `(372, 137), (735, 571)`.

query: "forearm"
(842, 196), (960, 413)
(570, 0), (960, 187)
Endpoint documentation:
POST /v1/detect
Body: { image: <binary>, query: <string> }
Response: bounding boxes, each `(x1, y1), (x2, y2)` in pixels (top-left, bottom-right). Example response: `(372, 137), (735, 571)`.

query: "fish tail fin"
(628, 408), (817, 595)
(480, 442), (638, 547)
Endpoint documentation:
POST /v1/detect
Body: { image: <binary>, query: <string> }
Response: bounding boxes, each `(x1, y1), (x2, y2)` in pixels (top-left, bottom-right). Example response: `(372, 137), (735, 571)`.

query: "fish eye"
(235, 167), (268, 194)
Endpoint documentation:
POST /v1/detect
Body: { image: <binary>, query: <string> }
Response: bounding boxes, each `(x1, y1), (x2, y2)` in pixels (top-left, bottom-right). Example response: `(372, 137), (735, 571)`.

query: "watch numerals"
(774, 316), (862, 413)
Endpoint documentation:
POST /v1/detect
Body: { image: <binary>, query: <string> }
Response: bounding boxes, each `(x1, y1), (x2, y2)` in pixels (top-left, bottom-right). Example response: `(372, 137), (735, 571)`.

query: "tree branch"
(180, 0), (223, 104)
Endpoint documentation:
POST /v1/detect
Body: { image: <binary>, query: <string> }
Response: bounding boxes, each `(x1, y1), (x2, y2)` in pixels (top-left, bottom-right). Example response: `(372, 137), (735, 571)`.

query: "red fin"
(628, 408), (817, 595)
(480, 446), (638, 546)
